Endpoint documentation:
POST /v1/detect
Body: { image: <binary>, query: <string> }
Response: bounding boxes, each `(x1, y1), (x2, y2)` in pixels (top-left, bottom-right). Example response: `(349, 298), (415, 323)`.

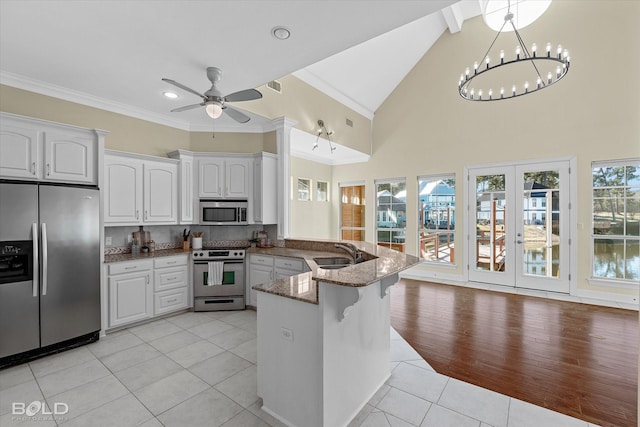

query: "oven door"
(193, 260), (245, 297)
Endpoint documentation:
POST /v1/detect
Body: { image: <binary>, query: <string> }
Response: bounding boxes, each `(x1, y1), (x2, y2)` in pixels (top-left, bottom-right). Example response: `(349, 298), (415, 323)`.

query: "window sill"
(587, 277), (639, 290)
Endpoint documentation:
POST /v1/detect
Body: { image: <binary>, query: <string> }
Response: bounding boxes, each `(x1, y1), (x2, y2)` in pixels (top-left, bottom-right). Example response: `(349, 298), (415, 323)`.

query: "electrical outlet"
(105, 236), (112, 245)
(281, 327), (293, 342)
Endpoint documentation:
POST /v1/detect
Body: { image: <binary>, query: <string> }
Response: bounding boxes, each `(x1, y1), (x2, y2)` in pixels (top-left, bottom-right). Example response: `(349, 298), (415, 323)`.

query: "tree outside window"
(592, 161), (639, 281)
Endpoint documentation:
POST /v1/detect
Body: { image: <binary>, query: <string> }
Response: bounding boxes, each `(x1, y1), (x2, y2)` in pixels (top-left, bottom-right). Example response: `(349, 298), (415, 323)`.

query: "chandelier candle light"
(458, 0), (570, 101)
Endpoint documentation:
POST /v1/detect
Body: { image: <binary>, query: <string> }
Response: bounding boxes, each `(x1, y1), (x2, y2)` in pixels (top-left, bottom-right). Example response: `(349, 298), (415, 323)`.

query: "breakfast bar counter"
(252, 239), (419, 427)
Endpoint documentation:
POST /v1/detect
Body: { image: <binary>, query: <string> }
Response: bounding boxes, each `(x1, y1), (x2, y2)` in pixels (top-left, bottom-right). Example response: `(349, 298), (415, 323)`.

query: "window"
(297, 178), (311, 201)
(376, 179), (406, 252)
(340, 184), (365, 241)
(418, 175), (455, 263)
(317, 181), (329, 202)
(592, 160), (639, 281)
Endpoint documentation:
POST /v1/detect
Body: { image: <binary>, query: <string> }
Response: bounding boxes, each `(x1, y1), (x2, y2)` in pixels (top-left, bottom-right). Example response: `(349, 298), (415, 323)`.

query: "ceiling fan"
(162, 67), (262, 123)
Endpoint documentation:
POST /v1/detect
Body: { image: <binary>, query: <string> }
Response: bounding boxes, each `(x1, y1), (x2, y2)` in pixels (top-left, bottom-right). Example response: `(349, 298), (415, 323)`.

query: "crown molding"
(0, 70), (195, 131)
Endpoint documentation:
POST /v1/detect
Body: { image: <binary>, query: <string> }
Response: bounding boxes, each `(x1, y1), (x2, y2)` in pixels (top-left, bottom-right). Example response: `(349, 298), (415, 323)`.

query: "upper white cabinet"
(168, 150), (195, 224)
(104, 150), (178, 226)
(252, 153), (278, 224)
(0, 112), (104, 184)
(104, 155), (143, 223)
(198, 156), (249, 199)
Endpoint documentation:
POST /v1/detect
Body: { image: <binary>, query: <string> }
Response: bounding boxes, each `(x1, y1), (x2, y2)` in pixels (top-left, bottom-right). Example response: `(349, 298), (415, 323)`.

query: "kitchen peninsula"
(252, 239), (419, 427)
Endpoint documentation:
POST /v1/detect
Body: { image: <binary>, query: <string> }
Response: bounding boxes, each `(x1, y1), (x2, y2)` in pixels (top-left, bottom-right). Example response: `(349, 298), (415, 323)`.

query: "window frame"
(297, 177), (312, 202)
(339, 182), (366, 241)
(375, 178), (407, 252)
(417, 174), (456, 265)
(590, 158), (640, 286)
(316, 180), (329, 202)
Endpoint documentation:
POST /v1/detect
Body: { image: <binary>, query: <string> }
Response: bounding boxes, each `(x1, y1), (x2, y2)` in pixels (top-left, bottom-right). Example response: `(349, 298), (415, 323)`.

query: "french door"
(468, 161), (570, 293)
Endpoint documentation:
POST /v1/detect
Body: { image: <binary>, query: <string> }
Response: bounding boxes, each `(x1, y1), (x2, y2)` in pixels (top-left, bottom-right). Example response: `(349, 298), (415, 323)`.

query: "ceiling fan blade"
(162, 78), (206, 100)
(171, 103), (203, 112)
(223, 105), (251, 123)
(224, 88), (263, 103)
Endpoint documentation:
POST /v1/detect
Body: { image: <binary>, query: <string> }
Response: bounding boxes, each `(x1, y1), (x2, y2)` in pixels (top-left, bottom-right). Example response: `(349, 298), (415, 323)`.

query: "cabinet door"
(43, 131), (96, 184)
(104, 155), (143, 224)
(144, 162), (178, 223)
(226, 159), (249, 198)
(248, 264), (274, 307)
(109, 271), (152, 328)
(199, 158), (224, 198)
(0, 124), (40, 180)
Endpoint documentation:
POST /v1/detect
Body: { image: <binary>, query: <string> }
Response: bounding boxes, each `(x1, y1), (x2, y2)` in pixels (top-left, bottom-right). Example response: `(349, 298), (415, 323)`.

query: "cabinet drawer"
(250, 254), (274, 267)
(154, 255), (188, 269)
(154, 266), (188, 292)
(275, 257), (304, 272)
(108, 260), (153, 275)
(154, 287), (188, 315)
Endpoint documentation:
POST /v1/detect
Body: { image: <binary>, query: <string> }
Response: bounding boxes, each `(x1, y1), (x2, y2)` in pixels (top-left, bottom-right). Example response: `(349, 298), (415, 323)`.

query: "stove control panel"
(192, 249), (245, 260)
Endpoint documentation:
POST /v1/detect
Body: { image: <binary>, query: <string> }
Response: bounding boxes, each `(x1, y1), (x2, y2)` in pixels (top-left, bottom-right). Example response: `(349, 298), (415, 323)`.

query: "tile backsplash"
(105, 224), (278, 254)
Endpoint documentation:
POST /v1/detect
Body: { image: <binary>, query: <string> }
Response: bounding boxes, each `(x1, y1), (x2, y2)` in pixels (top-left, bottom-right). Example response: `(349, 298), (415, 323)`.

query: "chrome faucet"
(334, 243), (362, 264)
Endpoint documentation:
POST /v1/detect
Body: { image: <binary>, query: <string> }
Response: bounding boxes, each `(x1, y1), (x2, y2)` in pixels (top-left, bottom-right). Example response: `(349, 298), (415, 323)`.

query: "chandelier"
(458, 0), (570, 101)
(312, 119), (336, 153)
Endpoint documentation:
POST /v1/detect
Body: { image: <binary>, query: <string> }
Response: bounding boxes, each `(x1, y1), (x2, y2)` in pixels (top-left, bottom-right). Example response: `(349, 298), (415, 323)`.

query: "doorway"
(467, 160), (571, 293)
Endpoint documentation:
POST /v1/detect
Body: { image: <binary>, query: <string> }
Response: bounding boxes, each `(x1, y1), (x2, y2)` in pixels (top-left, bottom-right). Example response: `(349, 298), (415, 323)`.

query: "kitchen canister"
(192, 237), (202, 250)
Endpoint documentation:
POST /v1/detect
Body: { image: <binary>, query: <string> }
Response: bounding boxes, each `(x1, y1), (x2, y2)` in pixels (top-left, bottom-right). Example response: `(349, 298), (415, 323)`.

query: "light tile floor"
(0, 310), (601, 427)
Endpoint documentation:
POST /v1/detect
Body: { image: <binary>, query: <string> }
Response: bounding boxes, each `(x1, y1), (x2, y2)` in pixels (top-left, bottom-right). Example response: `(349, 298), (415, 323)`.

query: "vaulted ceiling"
(0, 1), (481, 132)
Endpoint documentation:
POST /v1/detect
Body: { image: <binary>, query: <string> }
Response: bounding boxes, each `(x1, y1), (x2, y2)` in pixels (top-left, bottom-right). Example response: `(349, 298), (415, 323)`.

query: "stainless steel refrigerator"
(0, 182), (100, 364)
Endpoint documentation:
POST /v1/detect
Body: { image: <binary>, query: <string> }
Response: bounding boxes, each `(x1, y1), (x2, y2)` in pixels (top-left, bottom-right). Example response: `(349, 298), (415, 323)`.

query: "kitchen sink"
(313, 257), (353, 269)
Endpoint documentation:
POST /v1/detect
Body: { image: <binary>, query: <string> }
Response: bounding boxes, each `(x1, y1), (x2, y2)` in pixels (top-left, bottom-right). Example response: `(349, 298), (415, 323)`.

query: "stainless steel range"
(193, 248), (245, 311)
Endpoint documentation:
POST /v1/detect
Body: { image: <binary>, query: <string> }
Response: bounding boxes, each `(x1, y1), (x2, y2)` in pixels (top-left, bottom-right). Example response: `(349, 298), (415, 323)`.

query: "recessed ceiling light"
(163, 91), (178, 99)
(271, 26), (291, 40)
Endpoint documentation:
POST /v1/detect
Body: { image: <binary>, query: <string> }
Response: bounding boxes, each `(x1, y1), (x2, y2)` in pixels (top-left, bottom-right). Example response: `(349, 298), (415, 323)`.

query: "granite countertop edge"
(104, 248), (191, 263)
(250, 239), (419, 304)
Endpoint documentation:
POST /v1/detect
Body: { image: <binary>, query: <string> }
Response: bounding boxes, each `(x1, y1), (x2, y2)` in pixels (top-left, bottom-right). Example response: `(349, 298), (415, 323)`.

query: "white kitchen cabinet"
(0, 112), (103, 184)
(107, 260), (153, 328)
(252, 152), (277, 224)
(274, 256), (307, 279)
(43, 131), (96, 184)
(104, 150), (178, 226)
(104, 154), (143, 223)
(247, 254), (309, 307)
(198, 156), (249, 199)
(153, 255), (189, 315)
(143, 161), (178, 223)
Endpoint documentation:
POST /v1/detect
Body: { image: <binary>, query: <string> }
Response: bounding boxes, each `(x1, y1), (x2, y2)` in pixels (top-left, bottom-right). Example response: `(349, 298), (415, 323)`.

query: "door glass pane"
(475, 175), (506, 271)
(522, 170), (560, 277)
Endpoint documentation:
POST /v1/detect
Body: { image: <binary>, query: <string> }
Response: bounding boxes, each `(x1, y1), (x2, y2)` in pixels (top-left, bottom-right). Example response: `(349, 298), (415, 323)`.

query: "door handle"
(41, 223), (48, 296)
(46, 163), (51, 176)
(32, 223), (39, 297)
(516, 240), (523, 244)
(136, 210), (139, 220)
(32, 162), (36, 175)
(144, 210), (148, 220)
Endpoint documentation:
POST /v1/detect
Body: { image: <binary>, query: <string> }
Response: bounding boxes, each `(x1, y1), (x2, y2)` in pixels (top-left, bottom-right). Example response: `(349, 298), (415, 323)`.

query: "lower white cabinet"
(247, 254), (309, 307)
(153, 256), (189, 315)
(108, 260), (153, 328)
(106, 254), (189, 329)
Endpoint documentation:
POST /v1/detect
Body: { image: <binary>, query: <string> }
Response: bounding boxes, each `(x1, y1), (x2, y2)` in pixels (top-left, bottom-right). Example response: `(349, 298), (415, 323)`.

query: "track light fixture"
(313, 119), (336, 153)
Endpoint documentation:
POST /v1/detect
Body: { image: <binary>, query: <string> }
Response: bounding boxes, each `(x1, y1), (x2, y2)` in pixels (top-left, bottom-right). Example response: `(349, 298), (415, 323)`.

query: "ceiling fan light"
(206, 102), (223, 119)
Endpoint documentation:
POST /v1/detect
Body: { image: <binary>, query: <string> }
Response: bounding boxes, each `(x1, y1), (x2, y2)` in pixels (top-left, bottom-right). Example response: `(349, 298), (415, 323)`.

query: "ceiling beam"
(441, 3), (464, 34)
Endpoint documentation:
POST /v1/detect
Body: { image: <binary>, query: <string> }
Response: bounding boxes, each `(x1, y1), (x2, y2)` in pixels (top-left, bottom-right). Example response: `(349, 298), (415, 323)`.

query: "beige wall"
(290, 157), (334, 239)
(243, 75), (373, 155)
(332, 1), (640, 297)
(0, 85), (274, 157)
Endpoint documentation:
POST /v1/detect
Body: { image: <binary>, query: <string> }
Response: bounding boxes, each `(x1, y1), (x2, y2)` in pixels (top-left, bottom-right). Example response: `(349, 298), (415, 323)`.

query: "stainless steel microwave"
(199, 200), (248, 225)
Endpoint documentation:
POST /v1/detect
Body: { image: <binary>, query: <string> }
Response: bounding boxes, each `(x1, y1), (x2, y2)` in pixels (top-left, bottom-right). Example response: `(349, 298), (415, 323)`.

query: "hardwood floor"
(389, 279), (638, 427)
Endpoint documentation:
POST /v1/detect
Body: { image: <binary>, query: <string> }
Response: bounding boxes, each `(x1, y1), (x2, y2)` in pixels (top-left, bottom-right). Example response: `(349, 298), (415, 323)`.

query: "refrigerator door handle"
(41, 222), (48, 296)
(32, 223), (39, 297)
